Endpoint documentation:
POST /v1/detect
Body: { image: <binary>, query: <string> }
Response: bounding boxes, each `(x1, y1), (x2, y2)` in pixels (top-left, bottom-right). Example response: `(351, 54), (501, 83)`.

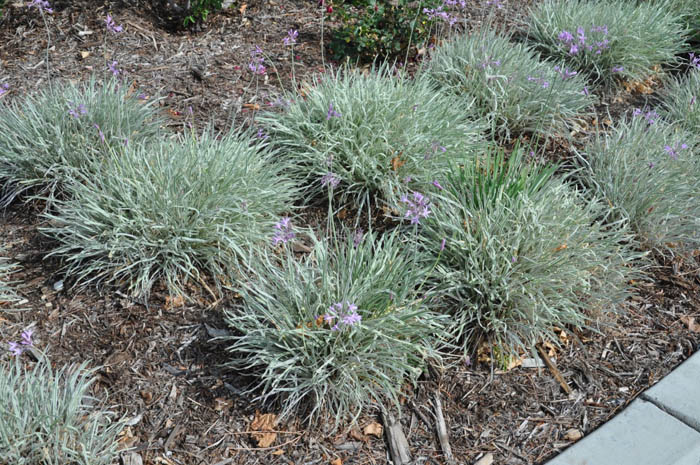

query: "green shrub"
(0, 76), (163, 207)
(421, 29), (594, 140)
(222, 230), (446, 428)
(419, 146), (642, 355)
(526, 0), (687, 87)
(258, 64), (487, 210)
(184, 0), (224, 26)
(659, 67), (700, 134)
(41, 129), (297, 299)
(0, 359), (124, 465)
(327, 0), (446, 62)
(647, 0), (700, 43)
(577, 115), (700, 253)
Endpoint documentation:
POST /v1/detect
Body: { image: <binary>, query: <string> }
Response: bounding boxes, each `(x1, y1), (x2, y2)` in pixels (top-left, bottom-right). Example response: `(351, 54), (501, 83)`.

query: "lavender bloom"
(272, 216), (295, 245)
(68, 102), (87, 119)
(108, 61), (121, 77)
(554, 65), (577, 80)
(569, 43), (579, 55)
(93, 123), (105, 142)
(320, 172), (340, 188)
(20, 329), (33, 346)
(440, 238), (446, 251)
(576, 26), (586, 45)
(611, 66), (624, 73)
(105, 14), (123, 33)
(353, 228), (364, 247)
(283, 29), (298, 46)
(664, 142), (689, 160)
(633, 108), (659, 125)
(558, 30), (574, 43)
(326, 102), (341, 120)
(432, 180), (443, 190)
(8, 342), (22, 356)
(28, 0), (52, 13)
(591, 25), (608, 35)
(691, 95), (696, 106)
(138, 93), (147, 100)
(485, 0), (503, 8)
(527, 75), (549, 88)
(325, 301), (362, 330)
(401, 191), (431, 224)
(256, 128), (269, 140)
(0, 83), (8, 96)
(690, 52), (700, 69)
(248, 47), (266, 75)
(342, 310), (362, 326)
(582, 86), (589, 96)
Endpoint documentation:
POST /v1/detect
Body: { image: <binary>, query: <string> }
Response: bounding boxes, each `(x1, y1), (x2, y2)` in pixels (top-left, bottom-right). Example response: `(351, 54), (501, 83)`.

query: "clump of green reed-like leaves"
(0, 76), (163, 207)
(41, 128), (297, 299)
(577, 114), (700, 254)
(257, 64), (487, 210)
(659, 67), (700, 134)
(648, 0), (700, 43)
(526, 0), (687, 87)
(421, 28), (595, 141)
(419, 146), (643, 355)
(0, 251), (20, 308)
(0, 359), (124, 465)
(222, 229), (446, 429)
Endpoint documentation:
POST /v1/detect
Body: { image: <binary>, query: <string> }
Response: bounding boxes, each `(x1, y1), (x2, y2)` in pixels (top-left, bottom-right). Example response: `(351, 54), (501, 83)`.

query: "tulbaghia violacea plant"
(577, 115), (700, 254)
(421, 28), (594, 140)
(221, 229), (446, 429)
(0, 359), (124, 465)
(526, 0), (687, 87)
(0, 76), (163, 208)
(419, 146), (643, 356)
(257, 63), (487, 212)
(659, 67), (700, 134)
(41, 128), (298, 299)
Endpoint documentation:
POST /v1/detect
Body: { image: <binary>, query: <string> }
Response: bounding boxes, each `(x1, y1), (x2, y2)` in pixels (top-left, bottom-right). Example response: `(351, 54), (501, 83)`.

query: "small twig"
(229, 434), (302, 451)
(381, 410), (412, 465)
(536, 344), (572, 395)
(433, 392), (454, 462)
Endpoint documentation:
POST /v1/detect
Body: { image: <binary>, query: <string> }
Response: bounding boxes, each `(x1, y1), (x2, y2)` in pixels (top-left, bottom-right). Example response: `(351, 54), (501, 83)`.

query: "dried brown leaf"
(250, 412), (277, 447)
(363, 422), (383, 438)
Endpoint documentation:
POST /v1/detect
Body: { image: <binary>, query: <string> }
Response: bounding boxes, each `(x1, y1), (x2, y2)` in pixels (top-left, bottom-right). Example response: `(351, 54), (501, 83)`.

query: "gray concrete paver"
(643, 351), (700, 432)
(545, 398), (700, 465)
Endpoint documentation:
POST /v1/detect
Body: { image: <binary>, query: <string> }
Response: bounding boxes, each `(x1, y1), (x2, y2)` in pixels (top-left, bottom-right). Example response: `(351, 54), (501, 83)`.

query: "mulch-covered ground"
(1, 1), (700, 464)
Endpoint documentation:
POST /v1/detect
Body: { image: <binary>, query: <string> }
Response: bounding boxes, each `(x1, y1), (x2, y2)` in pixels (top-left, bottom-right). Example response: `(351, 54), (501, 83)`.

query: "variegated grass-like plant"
(421, 28), (595, 140)
(41, 128), (297, 299)
(659, 67), (700, 134)
(0, 76), (163, 207)
(419, 146), (643, 356)
(0, 359), (124, 465)
(526, 0), (687, 87)
(222, 229), (447, 429)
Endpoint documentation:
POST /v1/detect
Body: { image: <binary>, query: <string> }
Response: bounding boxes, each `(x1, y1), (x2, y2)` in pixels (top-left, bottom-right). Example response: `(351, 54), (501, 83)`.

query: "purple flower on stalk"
(320, 172), (340, 188)
(432, 180), (443, 190)
(272, 216), (295, 245)
(690, 52), (700, 69)
(326, 102), (341, 120)
(256, 128), (269, 140)
(440, 238), (446, 251)
(283, 29), (298, 46)
(527, 75), (549, 88)
(8, 329), (34, 356)
(93, 123), (105, 143)
(554, 65), (577, 80)
(582, 86), (589, 96)
(105, 14), (123, 33)
(558, 30), (574, 43)
(8, 342), (22, 356)
(611, 66), (624, 73)
(20, 329), (33, 346)
(0, 83), (8, 96)
(569, 43), (579, 55)
(691, 95), (696, 106)
(353, 228), (364, 247)
(68, 102), (87, 119)
(28, 0), (52, 13)
(248, 47), (266, 75)
(325, 301), (362, 330)
(664, 142), (688, 160)
(401, 191), (431, 225)
(108, 61), (121, 77)
(485, 0), (503, 8)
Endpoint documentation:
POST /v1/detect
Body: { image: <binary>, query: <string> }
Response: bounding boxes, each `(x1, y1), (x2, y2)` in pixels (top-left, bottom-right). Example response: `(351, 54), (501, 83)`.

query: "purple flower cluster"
(321, 171), (340, 188)
(633, 108), (660, 125)
(0, 83), (9, 97)
(283, 29), (298, 46)
(105, 14), (123, 34)
(326, 102), (342, 120)
(8, 329), (33, 356)
(690, 52), (700, 70)
(664, 142), (688, 160)
(108, 61), (121, 77)
(485, 0), (504, 8)
(423, 6), (457, 26)
(558, 25), (610, 56)
(353, 228), (364, 247)
(553, 65), (577, 80)
(272, 217), (295, 245)
(479, 56), (501, 70)
(425, 141), (447, 160)
(93, 123), (105, 142)
(68, 102), (87, 119)
(248, 47), (266, 75)
(401, 191), (431, 224)
(323, 301), (362, 331)
(28, 0), (52, 13)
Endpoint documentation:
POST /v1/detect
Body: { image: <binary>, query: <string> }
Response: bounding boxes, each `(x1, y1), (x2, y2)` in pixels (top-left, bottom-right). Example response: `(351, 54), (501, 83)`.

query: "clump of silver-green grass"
(659, 67), (700, 134)
(0, 76), (163, 207)
(222, 229), (447, 430)
(0, 359), (124, 465)
(421, 28), (595, 141)
(419, 146), (644, 356)
(526, 0), (687, 87)
(257, 63), (487, 211)
(577, 115), (700, 254)
(41, 128), (297, 299)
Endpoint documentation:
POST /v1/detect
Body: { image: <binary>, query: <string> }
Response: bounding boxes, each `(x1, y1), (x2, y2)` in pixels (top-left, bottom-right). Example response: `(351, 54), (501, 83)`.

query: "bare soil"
(1, 1), (699, 464)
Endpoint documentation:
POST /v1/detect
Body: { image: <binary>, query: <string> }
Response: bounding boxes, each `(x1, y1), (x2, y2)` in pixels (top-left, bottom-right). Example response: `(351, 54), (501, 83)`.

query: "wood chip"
(564, 428), (583, 441)
(382, 411), (411, 465)
(363, 422), (383, 438)
(472, 452), (493, 465)
(434, 393), (454, 462)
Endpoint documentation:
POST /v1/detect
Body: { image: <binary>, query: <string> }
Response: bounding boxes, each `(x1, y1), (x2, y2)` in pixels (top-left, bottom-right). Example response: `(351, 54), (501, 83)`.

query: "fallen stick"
(433, 392), (454, 462)
(536, 343), (572, 395)
(381, 410), (411, 465)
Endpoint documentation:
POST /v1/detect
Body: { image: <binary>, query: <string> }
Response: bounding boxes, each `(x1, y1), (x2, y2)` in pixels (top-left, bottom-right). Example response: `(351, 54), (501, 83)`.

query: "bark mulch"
(1, 1), (699, 464)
